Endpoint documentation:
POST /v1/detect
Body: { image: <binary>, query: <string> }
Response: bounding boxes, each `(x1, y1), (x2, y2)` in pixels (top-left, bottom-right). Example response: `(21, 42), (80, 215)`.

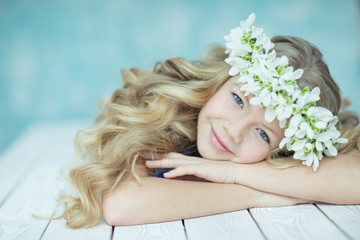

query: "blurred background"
(0, 0), (359, 154)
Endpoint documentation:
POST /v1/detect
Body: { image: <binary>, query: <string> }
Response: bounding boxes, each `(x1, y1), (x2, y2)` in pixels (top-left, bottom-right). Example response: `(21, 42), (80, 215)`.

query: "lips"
(210, 127), (230, 152)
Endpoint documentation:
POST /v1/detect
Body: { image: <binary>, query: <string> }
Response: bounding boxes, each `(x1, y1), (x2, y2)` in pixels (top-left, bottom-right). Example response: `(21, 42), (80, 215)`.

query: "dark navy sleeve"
(154, 168), (169, 178)
(153, 143), (200, 178)
(182, 143), (201, 157)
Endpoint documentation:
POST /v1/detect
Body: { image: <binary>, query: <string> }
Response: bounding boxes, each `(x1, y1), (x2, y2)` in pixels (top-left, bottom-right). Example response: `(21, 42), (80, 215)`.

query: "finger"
(139, 152), (173, 161)
(163, 167), (194, 179)
(163, 166), (205, 179)
(145, 160), (156, 168)
(140, 152), (181, 161)
(145, 159), (192, 169)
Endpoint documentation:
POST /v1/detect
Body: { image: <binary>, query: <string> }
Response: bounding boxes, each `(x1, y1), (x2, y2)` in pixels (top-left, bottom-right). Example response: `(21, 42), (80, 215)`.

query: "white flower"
(236, 74), (252, 84)
(276, 105), (292, 122)
(312, 157), (320, 171)
(284, 114), (302, 138)
(259, 88), (271, 106)
(224, 13), (347, 171)
(296, 88), (321, 109)
(336, 138), (348, 144)
(294, 148), (305, 159)
(295, 122), (313, 139)
(315, 140), (324, 151)
(264, 107), (277, 122)
(291, 139), (307, 151)
(308, 106), (333, 122)
(315, 131), (334, 142)
(279, 137), (291, 149)
(225, 57), (251, 76)
(240, 13), (256, 31)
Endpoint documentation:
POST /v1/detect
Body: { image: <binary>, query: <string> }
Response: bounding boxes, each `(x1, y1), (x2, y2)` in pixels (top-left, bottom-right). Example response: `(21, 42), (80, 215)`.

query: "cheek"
(231, 142), (270, 164)
(197, 108), (208, 137)
(196, 109), (210, 152)
(202, 90), (229, 116)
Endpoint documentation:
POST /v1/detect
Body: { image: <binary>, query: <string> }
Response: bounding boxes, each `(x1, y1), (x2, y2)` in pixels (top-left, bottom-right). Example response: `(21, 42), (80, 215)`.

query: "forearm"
(236, 150), (360, 204)
(103, 177), (257, 226)
(103, 175), (302, 226)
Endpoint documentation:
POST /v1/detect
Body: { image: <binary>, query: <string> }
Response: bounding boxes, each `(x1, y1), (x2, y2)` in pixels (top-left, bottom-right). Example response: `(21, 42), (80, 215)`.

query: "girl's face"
(197, 77), (284, 163)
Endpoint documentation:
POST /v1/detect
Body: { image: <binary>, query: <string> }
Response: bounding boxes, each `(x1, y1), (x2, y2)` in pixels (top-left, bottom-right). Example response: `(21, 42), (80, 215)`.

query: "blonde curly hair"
(58, 37), (360, 228)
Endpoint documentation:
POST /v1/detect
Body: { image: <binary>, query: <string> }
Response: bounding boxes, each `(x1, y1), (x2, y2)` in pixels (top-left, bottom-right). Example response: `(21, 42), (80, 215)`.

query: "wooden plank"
(43, 216), (112, 240)
(316, 204), (360, 239)
(2, 121), (360, 239)
(249, 204), (348, 239)
(0, 122), (89, 239)
(183, 210), (264, 240)
(0, 123), (54, 205)
(113, 221), (186, 240)
(0, 120), (90, 206)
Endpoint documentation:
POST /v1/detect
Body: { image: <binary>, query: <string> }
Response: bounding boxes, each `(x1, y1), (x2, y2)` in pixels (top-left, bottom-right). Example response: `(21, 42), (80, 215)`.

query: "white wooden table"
(0, 121), (359, 240)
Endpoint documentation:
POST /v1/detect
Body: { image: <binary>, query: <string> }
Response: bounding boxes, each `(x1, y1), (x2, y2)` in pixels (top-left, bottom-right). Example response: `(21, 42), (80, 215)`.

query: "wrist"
(231, 184), (261, 209)
(233, 161), (268, 186)
(233, 162), (247, 185)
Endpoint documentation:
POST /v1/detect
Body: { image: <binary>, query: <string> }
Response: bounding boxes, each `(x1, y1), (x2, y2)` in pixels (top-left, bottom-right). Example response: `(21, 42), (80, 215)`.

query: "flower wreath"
(224, 13), (347, 171)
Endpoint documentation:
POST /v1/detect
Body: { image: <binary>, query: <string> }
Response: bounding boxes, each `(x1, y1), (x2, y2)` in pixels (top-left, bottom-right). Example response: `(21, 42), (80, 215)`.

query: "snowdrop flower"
(224, 13), (348, 171)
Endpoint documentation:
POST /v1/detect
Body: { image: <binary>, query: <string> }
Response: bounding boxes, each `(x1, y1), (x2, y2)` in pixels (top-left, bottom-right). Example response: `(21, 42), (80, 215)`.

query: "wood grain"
(44, 217), (112, 240)
(113, 220), (186, 240)
(184, 210), (264, 240)
(250, 204), (348, 240)
(1, 122), (359, 239)
(317, 203), (360, 239)
(0, 122), (83, 239)
(0, 124), (54, 205)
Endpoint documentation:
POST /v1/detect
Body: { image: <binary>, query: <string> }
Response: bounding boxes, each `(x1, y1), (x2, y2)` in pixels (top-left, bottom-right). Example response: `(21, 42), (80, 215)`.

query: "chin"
(197, 140), (232, 161)
(197, 145), (216, 160)
(200, 149), (229, 161)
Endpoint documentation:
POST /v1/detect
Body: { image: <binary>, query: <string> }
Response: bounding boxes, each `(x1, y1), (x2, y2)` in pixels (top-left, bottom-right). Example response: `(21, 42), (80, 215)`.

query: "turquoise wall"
(1, 0), (359, 153)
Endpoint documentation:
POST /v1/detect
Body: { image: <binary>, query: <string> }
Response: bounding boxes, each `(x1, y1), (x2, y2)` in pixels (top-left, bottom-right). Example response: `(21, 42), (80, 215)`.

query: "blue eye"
(233, 93), (244, 108)
(257, 128), (270, 144)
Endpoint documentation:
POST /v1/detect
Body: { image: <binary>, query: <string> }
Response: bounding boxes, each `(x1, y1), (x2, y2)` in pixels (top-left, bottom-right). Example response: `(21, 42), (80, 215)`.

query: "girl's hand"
(146, 153), (313, 206)
(145, 152), (240, 184)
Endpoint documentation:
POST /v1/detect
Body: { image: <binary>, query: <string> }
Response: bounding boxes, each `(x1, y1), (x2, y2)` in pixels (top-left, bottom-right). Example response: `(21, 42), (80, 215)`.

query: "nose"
(223, 116), (250, 144)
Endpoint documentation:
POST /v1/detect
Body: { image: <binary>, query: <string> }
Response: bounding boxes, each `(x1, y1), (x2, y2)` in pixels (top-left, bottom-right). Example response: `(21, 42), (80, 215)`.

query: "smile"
(210, 127), (230, 152)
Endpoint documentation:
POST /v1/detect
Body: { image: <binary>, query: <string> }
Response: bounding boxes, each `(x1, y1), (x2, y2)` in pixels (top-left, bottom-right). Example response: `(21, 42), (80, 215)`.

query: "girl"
(60, 14), (360, 228)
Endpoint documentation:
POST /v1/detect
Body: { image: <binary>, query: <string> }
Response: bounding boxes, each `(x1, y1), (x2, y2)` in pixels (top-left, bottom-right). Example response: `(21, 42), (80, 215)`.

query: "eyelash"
(232, 93), (271, 144)
(257, 128), (270, 144)
(232, 93), (244, 108)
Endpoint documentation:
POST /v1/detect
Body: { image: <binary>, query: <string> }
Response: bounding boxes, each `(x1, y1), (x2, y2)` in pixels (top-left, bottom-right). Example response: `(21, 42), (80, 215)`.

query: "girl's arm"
(233, 149), (360, 204)
(102, 165), (305, 226)
(147, 149), (360, 204)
